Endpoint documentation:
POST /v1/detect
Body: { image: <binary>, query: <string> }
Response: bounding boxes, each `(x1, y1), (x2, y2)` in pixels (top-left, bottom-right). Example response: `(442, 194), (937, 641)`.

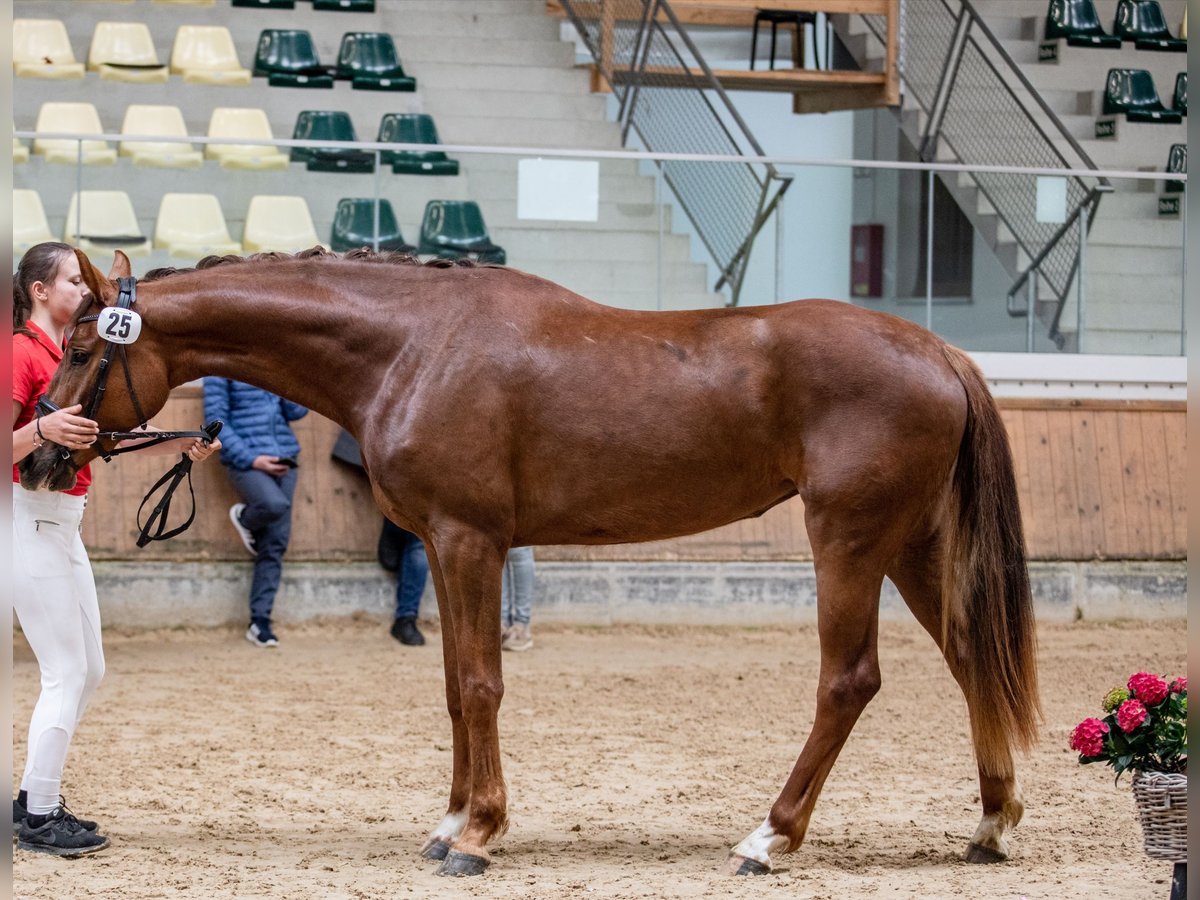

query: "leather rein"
(33, 276), (223, 546)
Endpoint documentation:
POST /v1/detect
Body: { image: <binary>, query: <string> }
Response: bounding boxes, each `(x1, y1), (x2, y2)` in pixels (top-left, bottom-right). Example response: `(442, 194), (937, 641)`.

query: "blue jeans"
(390, 524), (429, 620)
(501, 546), (535, 628)
(227, 466), (298, 623)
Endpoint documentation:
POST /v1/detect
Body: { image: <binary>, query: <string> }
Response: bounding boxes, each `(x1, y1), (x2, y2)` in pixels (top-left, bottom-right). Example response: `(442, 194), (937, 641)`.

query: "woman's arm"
(115, 424), (221, 462)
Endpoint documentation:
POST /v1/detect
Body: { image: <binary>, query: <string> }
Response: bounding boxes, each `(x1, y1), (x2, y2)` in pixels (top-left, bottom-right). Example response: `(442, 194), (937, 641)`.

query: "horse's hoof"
(436, 849), (490, 877)
(420, 838), (452, 861)
(729, 854), (771, 876)
(965, 842), (1008, 864)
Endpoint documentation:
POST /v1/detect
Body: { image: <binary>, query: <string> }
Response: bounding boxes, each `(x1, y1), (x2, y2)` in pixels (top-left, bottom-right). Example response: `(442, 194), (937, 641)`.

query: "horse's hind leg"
(418, 544), (471, 862)
(729, 541), (887, 875)
(888, 538), (1024, 863)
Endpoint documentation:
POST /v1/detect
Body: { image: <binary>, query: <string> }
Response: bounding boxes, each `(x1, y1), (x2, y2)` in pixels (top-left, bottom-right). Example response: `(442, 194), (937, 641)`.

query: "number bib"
(96, 307), (143, 344)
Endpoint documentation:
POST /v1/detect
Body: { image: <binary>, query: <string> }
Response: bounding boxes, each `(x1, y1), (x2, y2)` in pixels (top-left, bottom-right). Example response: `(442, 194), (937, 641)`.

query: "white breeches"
(12, 485), (105, 813)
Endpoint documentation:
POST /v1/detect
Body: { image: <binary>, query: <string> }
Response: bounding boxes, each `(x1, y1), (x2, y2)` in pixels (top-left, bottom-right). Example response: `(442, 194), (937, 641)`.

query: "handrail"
(559, 0), (792, 305)
(859, 0), (1109, 346)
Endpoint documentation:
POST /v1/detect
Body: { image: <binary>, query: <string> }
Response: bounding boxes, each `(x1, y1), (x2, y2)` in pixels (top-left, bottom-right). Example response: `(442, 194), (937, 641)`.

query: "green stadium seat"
(1173, 71), (1186, 115)
(336, 32), (415, 91)
(1044, 0), (1121, 47)
(330, 198), (415, 253)
(1163, 143), (1186, 193)
(418, 201), (505, 264)
(377, 114), (460, 176)
(291, 110), (375, 173)
(1113, 0), (1186, 50)
(313, 0), (375, 11)
(233, 0), (295, 8)
(1101, 68), (1183, 122)
(253, 29), (334, 88)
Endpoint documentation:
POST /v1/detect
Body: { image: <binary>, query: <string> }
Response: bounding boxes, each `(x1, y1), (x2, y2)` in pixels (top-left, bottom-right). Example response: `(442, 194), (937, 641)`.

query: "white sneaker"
(502, 622), (533, 652)
(229, 503), (256, 556)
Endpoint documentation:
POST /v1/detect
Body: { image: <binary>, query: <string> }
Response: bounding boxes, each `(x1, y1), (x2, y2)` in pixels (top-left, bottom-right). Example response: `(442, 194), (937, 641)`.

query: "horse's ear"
(74, 249), (116, 306)
(106, 250), (132, 280)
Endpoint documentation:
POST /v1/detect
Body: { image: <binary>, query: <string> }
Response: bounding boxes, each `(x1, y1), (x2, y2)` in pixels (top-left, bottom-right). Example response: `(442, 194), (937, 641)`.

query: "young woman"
(11, 242), (221, 857)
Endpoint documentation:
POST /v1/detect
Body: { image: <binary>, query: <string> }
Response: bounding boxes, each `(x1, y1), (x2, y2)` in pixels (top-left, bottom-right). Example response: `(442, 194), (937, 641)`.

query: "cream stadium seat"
(64, 191), (152, 256)
(242, 195), (325, 253)
(120, 105), (203, 168)
(170, 26), (251, 86)
(205, 107), (289, 171)
(89, 21), (170, 83)
(33, 102), (117, 165)
(13, 19), (85, 79)
(14, 137), (30, 164)
(14, 190), (55, 254)
(155, 193), (242, 258)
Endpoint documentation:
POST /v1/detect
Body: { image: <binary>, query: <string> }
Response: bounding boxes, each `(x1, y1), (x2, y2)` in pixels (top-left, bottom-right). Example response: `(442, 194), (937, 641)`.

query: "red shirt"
(13, 321), (92, 495)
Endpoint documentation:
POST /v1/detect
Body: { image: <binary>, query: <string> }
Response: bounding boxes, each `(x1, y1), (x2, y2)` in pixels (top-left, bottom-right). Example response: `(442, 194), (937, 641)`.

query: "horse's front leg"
(426, 526), (508, 877)
(418, 544), (472, 862)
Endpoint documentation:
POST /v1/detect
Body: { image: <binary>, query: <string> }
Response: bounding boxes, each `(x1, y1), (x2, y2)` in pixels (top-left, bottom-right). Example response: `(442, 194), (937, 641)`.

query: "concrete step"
(1084, 328), (1184, 355)
(494, 228), (694, 264)
(1086, 293), (1184, 332)
(1089, 215), (1183, 246)
(433, 114), (622, 150)
(481, 198), (675, 234)
(466, 168), (657, 204)
(513, 258), (709, 295)
(406, 61), (593, 94)
(420, 87), (607, 122)
(1087, 244), (1184, 275)
(375, 9), (559, 40)
(395, 36), (576, 68)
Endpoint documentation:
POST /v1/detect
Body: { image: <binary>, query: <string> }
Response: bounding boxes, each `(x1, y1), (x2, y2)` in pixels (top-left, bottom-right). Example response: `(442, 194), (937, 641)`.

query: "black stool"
(751, 9), (821, 70)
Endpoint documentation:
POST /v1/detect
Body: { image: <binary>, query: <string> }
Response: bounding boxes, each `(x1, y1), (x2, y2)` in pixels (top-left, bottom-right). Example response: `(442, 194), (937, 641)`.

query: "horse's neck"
(152, 273), (389, 430)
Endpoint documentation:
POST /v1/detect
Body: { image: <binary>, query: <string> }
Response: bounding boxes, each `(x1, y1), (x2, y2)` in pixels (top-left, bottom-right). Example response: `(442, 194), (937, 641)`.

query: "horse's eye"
(70, 350), (89, 367)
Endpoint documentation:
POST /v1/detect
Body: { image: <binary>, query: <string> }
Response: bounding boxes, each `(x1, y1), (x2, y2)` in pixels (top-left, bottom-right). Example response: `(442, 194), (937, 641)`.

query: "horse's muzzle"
(18, 444), (83, 492)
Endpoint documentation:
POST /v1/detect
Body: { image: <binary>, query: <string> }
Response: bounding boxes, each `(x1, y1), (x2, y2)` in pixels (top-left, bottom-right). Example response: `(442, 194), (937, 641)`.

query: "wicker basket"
(1131, 771), (1187, 862)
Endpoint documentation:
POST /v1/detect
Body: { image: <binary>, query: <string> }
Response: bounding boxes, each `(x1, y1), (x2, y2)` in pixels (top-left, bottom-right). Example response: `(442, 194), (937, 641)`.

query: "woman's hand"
(251, 454), (290, 476)
(187, 436), (221, 463)
(36, 404), (99, 450)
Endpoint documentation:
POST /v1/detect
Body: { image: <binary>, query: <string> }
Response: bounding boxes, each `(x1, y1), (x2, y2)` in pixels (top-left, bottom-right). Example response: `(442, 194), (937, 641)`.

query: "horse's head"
(20, 249), (172, 492)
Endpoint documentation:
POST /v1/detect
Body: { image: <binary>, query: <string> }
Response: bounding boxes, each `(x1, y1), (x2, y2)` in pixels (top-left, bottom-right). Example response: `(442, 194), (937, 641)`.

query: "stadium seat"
(291, 110), (374, 173)
(1101, 68), (1183, 122)
(14, 136), (30, 164)
(335, 32), (416, 91)
(13, 19), (85, 79)
(1113, 0), (1186, 49)
(13, 190), (55, 254)
(233, 0), (295, 8)
(330, 198), (415, 253)
(155, 193), (242, 258)
(314, 0), (375, 11)
(120, 105), (203, 168)
(377, 113), (459, 175)
(171, 26), (252, 85)
(64, 191), (152, 256)
(88, 21), (169, 83)
(205, 107), (290, 170)
(242, 195), (324, 253)
(1173, 71), (1186, 114)
(33, 102), (118, 165)
(418, 201), (505, 264)
(1043, 0), (1121, 47)
(253, 30), (334, 88)
(1163, 143), (1186, 193)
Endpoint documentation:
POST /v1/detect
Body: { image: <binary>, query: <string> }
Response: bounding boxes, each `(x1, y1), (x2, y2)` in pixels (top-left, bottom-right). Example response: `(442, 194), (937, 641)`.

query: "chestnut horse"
(21, 247), (1041, 876)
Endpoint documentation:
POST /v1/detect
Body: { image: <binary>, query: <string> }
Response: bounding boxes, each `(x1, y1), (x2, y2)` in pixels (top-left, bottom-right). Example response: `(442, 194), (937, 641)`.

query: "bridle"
(33, 275), (223, 545)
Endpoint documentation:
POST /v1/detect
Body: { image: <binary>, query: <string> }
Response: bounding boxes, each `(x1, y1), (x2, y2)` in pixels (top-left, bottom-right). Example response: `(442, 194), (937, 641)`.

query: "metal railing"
(861, 0), (1110, 346)
(559, 0), (791, 305)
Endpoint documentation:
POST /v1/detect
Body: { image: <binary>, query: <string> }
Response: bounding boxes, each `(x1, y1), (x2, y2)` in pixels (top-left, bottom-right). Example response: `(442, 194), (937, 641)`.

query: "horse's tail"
(940, 345), (1042, 776)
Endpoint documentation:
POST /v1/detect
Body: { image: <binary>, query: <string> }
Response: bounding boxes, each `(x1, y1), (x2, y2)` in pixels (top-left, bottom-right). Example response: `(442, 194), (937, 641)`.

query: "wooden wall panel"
(81, 391), (1185, 563)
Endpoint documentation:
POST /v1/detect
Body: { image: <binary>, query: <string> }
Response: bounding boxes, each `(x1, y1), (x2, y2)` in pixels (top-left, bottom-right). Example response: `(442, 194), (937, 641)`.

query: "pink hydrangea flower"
(1116, 699), (1147, 733)
(1070, 718), (1109, 757)
(1170, 676), (1187, 694)
(1128, 672), (1169, 706)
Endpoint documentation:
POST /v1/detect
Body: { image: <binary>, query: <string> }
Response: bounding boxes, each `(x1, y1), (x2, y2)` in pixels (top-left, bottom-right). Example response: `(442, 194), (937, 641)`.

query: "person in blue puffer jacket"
(203, 378), (308, 648)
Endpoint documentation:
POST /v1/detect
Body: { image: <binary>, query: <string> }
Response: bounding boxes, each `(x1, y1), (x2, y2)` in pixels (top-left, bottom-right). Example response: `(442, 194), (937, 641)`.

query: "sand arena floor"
(12, 618), (1185, 899)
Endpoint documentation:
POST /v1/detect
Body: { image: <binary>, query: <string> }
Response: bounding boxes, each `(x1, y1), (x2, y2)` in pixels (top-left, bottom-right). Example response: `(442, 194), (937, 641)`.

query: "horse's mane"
(141, 246), (492, 283)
